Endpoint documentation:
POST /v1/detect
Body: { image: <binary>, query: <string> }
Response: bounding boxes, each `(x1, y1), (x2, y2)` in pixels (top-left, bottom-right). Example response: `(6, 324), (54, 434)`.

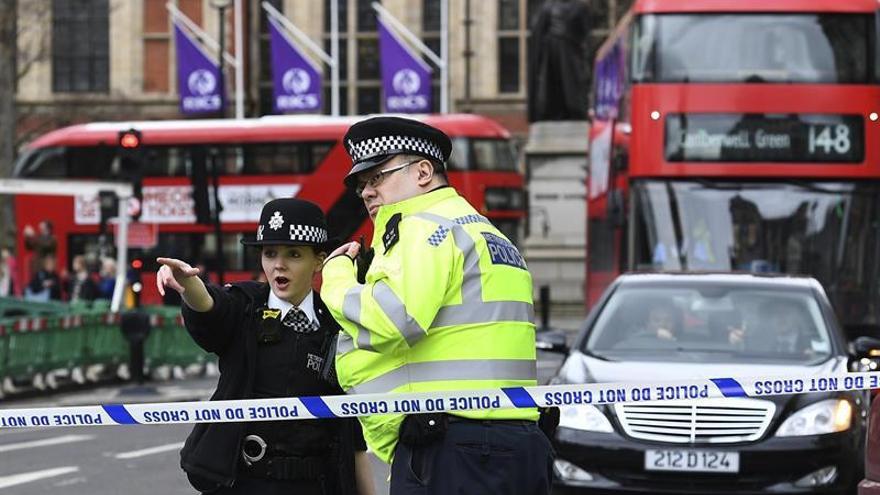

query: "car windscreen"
(584, 284), (834, 364)
(631, 180), (880, 329)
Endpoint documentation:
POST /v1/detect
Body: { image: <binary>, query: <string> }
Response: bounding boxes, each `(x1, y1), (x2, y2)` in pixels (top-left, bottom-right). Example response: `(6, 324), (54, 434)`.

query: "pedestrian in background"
(156, 198), (375, 495)
(96, 257), (117, 300)
(26, 254), (61, 301)
(0, 247), (14, 297)
(321, 116), (554, 494)
(65, 255), (98, 304)
(21, 220), (57, 286)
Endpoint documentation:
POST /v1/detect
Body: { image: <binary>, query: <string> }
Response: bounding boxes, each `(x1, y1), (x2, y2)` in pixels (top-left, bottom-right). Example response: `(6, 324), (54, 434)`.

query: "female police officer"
(156, 198), (375, 495)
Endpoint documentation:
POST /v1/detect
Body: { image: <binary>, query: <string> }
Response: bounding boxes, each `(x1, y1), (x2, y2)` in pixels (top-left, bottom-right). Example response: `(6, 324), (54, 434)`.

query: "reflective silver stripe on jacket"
(374, 280), (428, 346)
(414, 212), (535, 328)
(342, 286), (376, 352)
(337, 332), (355, 356)
(340, 279), (427, 349)
(349, 358), (538, 395)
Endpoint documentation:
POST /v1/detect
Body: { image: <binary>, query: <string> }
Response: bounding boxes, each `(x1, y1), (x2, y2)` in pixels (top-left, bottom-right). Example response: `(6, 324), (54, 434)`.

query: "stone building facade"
(15, 0), (633, 144)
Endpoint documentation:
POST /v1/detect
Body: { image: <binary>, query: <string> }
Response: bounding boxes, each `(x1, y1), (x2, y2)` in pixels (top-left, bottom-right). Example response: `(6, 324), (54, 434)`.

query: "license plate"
(645, 449), (739, 473)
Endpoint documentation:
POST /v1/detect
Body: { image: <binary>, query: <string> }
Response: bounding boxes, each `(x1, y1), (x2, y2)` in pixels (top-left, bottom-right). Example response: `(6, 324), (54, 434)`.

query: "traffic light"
(98, 190), (119, 235)
(118, 129), (144, 222)
(128, 257), (144, 308)
(119, 129), (141, 149)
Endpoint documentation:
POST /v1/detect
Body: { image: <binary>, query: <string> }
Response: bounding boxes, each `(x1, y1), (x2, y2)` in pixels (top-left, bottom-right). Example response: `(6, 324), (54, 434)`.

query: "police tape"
(2, 371), (878, 428)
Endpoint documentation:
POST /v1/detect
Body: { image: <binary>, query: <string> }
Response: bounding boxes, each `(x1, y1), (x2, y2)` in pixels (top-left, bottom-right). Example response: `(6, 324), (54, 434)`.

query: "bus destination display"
(665, 114), (864, 163)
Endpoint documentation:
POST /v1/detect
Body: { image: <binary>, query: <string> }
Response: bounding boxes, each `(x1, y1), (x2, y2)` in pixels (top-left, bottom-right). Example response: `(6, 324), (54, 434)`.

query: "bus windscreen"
(631, 14), (874, 84)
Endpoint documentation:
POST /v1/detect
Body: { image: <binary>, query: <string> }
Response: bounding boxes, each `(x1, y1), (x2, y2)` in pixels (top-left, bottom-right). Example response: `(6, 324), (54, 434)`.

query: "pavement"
(1, 375), (218, 409)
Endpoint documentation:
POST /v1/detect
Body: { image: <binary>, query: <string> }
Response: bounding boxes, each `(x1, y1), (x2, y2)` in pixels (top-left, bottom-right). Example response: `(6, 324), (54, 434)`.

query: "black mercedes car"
(540, 273), (878, 494)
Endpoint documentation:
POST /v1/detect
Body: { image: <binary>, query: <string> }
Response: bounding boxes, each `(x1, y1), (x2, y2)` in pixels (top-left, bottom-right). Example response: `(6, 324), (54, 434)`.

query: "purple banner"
(268, 18), (322, 113)
(174, 22), (223, 115)
(594, 39), (625, 120)
(378, 17), (432, 113)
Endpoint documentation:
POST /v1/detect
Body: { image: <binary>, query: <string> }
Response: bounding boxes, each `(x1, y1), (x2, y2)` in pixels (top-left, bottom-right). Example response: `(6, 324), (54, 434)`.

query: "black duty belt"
(239, 434), (326, 481)
(446, 415), (537, 427)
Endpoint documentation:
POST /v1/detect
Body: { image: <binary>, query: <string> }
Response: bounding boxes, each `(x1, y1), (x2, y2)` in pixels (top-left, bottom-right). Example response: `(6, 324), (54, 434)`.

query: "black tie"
(281, 307), (319, 333)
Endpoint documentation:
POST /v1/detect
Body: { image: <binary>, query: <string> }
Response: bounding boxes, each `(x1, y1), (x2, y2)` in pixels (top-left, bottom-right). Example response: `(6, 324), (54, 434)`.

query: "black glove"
(355, 236), (374, 284)
(538, 407), (560, 440)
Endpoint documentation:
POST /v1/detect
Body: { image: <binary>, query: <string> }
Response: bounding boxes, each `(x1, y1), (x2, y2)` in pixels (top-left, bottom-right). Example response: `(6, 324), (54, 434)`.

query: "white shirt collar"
(268, 289), (317, 324)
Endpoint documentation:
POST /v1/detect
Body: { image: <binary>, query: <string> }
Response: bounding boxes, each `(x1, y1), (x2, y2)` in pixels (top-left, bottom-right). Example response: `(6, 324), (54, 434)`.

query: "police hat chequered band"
(346, 135), (444, 164)
(288, 224), (327, 244)
(255, 224), (327, 244)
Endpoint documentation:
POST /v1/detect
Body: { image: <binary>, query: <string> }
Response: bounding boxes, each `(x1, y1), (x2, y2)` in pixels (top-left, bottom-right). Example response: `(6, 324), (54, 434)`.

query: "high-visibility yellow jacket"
(321, 187), (538, 463)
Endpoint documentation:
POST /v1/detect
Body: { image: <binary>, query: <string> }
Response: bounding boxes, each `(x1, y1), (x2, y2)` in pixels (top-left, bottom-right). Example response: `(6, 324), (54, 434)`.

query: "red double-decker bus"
(586, 0), (880, 331)
(12, 114), (524, 305)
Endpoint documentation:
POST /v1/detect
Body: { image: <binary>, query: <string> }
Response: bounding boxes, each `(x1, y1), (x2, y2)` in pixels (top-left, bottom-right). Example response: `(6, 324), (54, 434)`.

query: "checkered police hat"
(342, 116), (453, 187)
(241, 198), (334, 249)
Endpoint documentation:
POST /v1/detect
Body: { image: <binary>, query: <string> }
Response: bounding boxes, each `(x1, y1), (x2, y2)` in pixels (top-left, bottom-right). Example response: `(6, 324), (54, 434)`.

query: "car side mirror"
(850, 336), (880, 358)
(536, 329), (569, 354)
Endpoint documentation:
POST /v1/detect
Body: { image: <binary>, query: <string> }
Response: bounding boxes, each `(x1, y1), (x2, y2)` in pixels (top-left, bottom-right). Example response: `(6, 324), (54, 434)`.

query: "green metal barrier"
(44, 315), (87, 372)
(141, 307), (213, 370)
(163, 313), (212, 367)
(0, 297), (70, 319)
(4, 317), (51, 382)
(144, 312), (167, 371)
(91, 299), (112, 312)
(0, 303), (217, 394)
(0, 320), (9, 389)
(83, 313), (128, 372)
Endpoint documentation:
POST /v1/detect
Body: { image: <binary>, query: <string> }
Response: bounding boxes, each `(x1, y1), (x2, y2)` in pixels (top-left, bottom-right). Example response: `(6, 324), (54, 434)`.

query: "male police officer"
(321, 116), (553, 494)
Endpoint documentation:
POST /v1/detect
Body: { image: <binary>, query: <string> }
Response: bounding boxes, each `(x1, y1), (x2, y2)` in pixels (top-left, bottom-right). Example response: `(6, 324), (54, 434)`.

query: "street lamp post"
(211, 0), (231, 118)
(209, 0), (231, 284)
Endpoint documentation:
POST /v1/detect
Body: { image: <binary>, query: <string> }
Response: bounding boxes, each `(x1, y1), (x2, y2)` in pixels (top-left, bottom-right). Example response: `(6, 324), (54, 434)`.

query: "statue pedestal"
(522, 121), (589, 308)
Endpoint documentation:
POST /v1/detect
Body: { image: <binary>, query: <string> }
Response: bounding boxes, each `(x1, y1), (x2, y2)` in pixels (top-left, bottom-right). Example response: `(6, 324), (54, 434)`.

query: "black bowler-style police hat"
(342, 116), (453, 187)
(241, 198), (332, 250)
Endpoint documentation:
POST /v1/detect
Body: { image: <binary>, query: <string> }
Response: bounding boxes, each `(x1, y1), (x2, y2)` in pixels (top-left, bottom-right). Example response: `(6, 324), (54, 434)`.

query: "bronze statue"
(528, 0), (590, 122)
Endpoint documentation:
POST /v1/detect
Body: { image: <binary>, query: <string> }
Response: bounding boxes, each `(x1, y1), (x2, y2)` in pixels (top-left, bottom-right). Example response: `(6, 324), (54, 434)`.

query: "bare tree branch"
(0, 0), (17, 246)
(15, 0), (49, 82)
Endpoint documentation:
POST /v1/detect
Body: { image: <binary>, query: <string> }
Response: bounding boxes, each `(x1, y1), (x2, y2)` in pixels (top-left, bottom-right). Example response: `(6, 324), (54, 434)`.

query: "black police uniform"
(178, 199), (365, 494)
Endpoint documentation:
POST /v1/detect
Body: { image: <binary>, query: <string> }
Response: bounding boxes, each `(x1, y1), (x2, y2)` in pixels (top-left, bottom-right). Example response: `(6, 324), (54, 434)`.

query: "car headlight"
(775, 399), (852, 437)
(558, 404), (614, 433)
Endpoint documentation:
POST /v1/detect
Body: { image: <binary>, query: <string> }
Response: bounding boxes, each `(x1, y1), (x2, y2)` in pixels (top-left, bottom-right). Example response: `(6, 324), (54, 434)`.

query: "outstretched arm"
(155, 257), (213, 312)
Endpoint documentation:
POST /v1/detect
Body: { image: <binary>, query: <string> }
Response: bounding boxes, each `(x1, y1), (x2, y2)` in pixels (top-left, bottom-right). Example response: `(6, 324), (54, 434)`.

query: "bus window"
(241, 141), (334, 175)
(472, 138), (518, 171)
(210, 145), (243, 175)
(245, 143), (302, 174)
(67, 146), (116, 178)
(876, 10), (880, 81)
(312, 141), (333, 165)
(448, 137), (469, 170)
(446, 138), (518, 171)
(15, 147), (67, 178)
(141, 146), (189, 177)
(199, 232), (261, 275)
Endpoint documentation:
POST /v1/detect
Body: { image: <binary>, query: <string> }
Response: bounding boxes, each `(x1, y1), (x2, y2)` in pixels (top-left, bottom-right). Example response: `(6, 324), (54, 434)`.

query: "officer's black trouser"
(212, 476), (325, 495)
(390, 418), (555, 495)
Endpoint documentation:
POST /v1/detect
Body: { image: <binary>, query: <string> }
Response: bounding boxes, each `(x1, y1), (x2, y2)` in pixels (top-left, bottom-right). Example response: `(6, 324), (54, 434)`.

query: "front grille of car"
(614, 398), (776, 443)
